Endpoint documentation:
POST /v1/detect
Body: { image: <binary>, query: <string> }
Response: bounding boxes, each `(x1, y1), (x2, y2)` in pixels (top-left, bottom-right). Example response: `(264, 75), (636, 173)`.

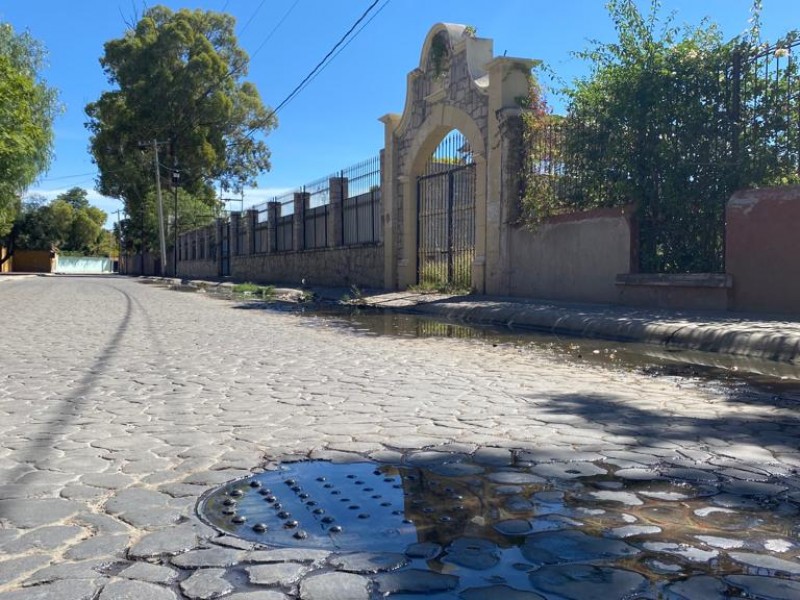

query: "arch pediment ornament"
(418, 23), (492, 88)
(395, 24), (495, 139)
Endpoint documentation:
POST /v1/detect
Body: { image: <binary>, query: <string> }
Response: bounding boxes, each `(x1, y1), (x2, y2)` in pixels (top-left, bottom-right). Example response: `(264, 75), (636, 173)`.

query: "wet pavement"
(1, 276), (799, 599)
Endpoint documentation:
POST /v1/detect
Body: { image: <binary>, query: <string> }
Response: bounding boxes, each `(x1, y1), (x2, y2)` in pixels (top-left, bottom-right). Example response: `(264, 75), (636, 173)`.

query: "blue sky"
(2, 0), (798, 226)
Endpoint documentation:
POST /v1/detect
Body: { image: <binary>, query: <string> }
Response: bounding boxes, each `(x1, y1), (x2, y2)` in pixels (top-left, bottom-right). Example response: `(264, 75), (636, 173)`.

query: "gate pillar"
(380, 23), (536, 293)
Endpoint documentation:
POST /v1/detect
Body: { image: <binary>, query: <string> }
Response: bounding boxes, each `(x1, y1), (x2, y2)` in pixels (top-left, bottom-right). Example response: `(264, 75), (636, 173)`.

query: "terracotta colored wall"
(12, 250), (54, 273)
(726, 186), (800, 315)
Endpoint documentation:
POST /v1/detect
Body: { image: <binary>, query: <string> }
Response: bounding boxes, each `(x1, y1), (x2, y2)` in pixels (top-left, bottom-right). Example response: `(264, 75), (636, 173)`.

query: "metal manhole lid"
(199, 461), (431, 552)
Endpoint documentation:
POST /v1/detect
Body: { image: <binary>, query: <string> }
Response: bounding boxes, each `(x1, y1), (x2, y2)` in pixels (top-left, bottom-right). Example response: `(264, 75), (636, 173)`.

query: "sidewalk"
(150, 276), (800, 365)
(360, 291), (800, 365)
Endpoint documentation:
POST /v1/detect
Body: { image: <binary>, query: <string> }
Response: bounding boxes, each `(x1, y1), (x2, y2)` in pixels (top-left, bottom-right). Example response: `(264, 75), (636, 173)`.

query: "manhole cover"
(197, 453), (800, 597)
(198, 459), (523, 552)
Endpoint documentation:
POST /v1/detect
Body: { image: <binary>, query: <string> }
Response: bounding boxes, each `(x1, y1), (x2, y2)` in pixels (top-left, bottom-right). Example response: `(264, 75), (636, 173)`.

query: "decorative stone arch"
(380, 23), (535, 293)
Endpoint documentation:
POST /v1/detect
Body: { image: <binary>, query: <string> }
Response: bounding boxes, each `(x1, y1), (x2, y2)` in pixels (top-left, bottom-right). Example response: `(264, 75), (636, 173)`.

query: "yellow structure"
(12, 249), (55, 273)
(0, 246), (9, 272)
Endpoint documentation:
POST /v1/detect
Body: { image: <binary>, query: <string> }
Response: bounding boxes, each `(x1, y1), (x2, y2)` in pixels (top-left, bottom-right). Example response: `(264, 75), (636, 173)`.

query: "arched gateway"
(380, 24), (535, 293)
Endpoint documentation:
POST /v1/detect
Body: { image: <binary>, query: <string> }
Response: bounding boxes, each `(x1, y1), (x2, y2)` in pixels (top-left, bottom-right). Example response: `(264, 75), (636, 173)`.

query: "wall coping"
(535, 205), (635, 227)
(616, 273), (733, 289)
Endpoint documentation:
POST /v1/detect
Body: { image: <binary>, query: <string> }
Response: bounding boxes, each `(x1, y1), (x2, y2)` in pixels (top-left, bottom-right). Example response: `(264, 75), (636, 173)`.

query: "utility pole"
(172, 168), (180, 277)
(114, 208), (123, 274)
(151, 140), (168, 276)
(139, 139), (169, 276)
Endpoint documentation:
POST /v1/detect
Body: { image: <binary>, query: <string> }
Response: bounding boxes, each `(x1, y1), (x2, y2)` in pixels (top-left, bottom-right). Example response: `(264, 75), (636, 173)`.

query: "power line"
(250, 0), (301, 61)
(231, 0), (384, 147)
(239, 0), (267, 36)
(270, 0), (381, 116)
(38, 171), (98, 182)
(286, 0), (390, 105)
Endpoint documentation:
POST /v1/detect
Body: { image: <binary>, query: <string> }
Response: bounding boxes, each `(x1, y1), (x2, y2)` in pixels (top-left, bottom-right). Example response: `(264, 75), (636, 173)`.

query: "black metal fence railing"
(304, 176), (329, 249)
(276, 198), (294, 252)
(341, 155), (381, 245)
(177, 154), (382, 262)
(522, 36), (800, 274)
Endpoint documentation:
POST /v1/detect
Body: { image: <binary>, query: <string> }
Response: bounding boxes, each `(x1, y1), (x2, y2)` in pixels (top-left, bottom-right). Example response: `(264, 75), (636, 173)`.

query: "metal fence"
(304, 176), (329, 249)
(178, 155), (383, 260)
(341, 155), (381, 245)
(253, 203), (269, 253)
(522, 36), (800, 274)
(276, 197), (294, 252)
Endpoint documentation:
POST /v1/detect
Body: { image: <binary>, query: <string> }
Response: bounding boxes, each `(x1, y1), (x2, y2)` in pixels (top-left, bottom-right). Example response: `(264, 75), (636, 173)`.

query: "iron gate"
(416, 131), (476, 290)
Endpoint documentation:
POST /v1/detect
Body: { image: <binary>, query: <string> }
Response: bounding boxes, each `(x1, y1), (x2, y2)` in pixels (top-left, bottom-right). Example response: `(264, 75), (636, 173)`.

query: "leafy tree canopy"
(85, 5), (276, 251)
(523, 0), (799, 273)
(0, 22), (59, 238)
(13, 187), (110, 255)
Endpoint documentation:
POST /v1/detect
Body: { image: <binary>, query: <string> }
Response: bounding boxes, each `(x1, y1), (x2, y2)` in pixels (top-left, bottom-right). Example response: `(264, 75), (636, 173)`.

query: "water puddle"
(198, 453), (800, 598)
(160, 280), (800, 385)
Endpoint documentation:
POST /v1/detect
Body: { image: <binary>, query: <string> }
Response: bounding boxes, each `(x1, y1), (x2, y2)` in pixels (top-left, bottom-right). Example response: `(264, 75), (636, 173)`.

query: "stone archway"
(380, 23), (534, 294)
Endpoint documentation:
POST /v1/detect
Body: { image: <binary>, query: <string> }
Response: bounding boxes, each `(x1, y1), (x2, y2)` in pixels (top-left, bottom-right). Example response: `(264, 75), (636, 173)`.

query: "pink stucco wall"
(726, 186), (800, 315)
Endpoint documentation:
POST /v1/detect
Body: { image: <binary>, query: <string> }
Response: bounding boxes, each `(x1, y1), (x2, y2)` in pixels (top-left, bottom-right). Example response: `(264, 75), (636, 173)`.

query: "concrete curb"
(141, 276), (800, 365)
(405, 299), (800, 365)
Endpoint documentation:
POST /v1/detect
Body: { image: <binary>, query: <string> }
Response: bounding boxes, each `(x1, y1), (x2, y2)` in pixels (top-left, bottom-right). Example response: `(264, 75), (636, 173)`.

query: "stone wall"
(177, 258), (219, 280)
(176, 175), (385, 288)
(233, 245), (384, 289)
(508, 208), (633, 303)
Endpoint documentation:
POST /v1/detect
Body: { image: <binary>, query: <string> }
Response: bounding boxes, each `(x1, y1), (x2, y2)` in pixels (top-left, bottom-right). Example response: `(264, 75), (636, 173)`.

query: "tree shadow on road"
(526, 389), (800, 463)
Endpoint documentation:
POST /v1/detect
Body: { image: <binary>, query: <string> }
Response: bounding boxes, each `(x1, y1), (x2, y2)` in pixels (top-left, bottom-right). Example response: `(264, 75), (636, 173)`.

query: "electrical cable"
(232, 0), (384, 145)
(285, 0), (390, 104)
(250, 0), (301, 61)
(239, 0), (267, 36)
(270, 0), (381, 116)
(38, 171), (98, 182)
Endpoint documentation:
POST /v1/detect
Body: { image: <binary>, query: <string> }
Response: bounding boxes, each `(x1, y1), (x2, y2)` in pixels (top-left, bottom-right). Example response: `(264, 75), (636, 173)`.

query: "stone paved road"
(1, 276), (799, 599)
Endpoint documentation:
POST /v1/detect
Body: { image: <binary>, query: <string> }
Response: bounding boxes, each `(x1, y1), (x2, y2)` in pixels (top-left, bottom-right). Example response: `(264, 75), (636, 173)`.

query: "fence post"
(215, 218), (223, 274)
(267, 201), (280, 253)
(230, 212), (241, 257)
(328, 175), (348, 247)
(246, 209), (258, 255)
(293, 191), (309, 251)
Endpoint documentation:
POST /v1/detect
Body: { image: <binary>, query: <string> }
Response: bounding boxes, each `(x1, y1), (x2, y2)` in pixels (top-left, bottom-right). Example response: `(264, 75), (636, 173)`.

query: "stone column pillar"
(485, 56), (537, 295)
(215, 218), (225, 274)
(379, 114), (401, 289)
(328, 176), (348, 247)
(246, 209), (258, 254)
(267, 201), (280, 253)
(230, 212), (241, 257)
(293, 192), (310, 252)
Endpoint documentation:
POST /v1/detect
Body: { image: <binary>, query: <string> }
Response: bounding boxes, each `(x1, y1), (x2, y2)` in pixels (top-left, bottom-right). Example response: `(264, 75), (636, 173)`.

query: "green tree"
(13, 187), (110, 254)
(85, 6), (276, 253)
(523, 0), (799, 273)
(0, 23), (59, 238)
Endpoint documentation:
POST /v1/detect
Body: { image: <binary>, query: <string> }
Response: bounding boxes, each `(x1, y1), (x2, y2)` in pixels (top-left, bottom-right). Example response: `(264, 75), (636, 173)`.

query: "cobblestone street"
(1, 276), (799, 599)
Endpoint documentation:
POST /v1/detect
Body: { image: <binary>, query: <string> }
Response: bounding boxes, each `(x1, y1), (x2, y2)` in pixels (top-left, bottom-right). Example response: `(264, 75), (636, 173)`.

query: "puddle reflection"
(199, 455), (800, 598)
